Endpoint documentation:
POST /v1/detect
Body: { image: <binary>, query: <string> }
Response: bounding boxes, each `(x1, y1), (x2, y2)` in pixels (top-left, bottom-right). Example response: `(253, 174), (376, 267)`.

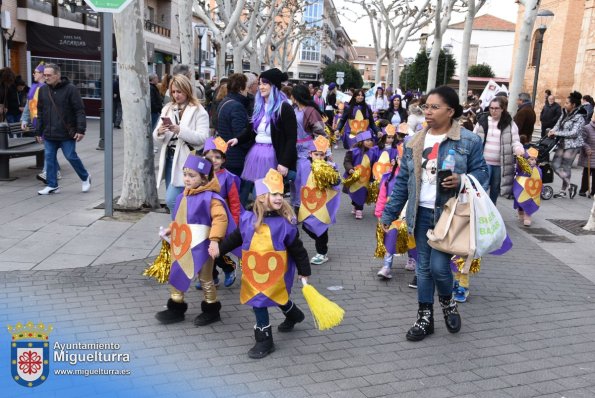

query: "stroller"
(527, 135), (560, 200)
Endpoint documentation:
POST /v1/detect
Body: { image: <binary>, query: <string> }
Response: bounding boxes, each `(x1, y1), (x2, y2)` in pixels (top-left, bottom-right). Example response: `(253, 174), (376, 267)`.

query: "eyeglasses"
(420, 104), (451, 112)
(43, 74), (54, 77)
(489, 107), (502, 111)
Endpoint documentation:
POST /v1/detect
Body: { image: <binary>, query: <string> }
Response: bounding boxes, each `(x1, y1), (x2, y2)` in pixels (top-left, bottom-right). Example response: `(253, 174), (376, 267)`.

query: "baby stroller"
(527, 135), (560, 200)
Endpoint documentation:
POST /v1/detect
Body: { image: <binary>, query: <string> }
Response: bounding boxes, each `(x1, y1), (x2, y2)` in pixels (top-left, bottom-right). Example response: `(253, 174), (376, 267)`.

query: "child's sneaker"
(355, 210), (363, 219)
(310, 254), (329, 265)
(454, 286), (469, 303)
(408, 275), (417, 289)
(405, 257), (416, 271)
(377, 266), (392, 279)
(223, 270), (236, 287)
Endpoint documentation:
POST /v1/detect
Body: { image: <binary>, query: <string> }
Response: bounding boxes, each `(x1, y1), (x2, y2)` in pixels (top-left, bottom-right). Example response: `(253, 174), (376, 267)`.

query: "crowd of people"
(21, 61), (595, 358)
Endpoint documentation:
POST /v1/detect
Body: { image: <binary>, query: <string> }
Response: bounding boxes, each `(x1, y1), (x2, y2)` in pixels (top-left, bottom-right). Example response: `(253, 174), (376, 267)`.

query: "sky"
(333, 0), (519, 57)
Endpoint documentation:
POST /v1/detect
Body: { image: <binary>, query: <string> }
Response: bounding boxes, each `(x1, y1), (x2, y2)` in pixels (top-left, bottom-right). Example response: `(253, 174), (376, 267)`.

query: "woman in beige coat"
(153, 74), (209, 216)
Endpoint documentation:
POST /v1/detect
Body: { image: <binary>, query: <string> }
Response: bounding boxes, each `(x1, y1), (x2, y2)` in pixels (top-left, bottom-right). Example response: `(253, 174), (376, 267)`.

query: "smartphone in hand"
(161, 117), (172, 126)
(437, 169), (456, 197)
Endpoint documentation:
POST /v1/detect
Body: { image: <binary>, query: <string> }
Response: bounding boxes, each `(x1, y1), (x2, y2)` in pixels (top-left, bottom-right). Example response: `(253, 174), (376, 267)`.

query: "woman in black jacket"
(335, 89), (379, 149)
(228, 68), (297, 203)
(384, 94), (408, 128)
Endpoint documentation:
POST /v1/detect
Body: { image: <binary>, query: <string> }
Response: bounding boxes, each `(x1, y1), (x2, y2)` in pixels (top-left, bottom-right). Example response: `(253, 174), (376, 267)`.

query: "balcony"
(17, 0), (52, 14)
(145, 20), (171, 38)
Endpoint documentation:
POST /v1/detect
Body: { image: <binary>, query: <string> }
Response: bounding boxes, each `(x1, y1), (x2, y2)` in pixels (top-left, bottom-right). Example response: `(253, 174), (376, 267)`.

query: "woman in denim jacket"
(381, 86), (488, 342)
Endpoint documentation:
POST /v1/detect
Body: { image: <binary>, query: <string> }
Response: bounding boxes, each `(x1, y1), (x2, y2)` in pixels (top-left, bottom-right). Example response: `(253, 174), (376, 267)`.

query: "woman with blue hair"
(228, 68), (297, 204)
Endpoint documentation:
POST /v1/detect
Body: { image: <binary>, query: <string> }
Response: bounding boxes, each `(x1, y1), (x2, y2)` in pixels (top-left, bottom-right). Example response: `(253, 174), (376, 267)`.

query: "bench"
(0, 122), (44, 181)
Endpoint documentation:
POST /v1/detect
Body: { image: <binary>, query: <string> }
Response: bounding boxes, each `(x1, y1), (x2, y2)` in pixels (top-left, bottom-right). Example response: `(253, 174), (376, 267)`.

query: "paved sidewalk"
(1, 127), (595, 397)
(0, 119), (171, 272)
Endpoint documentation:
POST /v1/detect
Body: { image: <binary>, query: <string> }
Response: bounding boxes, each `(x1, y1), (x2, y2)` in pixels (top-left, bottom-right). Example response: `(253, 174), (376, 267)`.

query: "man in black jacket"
(540, 94), (562, 138)
(149, 74), (163, 130)
(36, 63), (90, 195)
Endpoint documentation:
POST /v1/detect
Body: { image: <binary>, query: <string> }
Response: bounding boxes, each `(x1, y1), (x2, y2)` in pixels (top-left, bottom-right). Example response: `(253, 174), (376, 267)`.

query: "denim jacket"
(381, 122), (488, 234)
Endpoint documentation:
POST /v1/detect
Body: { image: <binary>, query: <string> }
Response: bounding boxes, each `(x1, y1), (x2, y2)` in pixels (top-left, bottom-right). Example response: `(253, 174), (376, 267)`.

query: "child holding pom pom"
(212, 169), (311, 359)
(298, 136), (341, 265)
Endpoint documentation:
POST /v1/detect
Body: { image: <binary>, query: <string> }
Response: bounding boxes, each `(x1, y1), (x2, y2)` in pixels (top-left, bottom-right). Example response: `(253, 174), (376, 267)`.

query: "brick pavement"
(2, 171), (595, 397)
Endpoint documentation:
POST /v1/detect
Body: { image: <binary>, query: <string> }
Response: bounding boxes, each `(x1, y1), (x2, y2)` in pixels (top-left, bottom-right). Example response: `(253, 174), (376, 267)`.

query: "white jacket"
(153, 102), (209, 188)
(370, 96), (389, 113)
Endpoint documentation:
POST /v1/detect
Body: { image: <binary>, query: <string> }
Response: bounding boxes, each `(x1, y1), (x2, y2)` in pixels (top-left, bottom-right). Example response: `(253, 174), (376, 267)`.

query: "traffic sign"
(336, 77), (345, 86)
(336, 71), (345, 78)
(85, 0), (134, 13)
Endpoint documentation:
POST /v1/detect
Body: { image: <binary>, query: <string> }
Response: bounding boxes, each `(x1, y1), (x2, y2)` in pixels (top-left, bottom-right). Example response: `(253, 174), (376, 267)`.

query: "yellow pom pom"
(516, 155), (532, 175)
(143, 240), (172, 283)
(366, 180), (379, 204)
(301, 281), (345, 331)
(374, 222), (387, 258)
(342, 168), (361, 188)
(452, 255), (481, 274)
(396, 221), (409, 254)
(311, 160), (340, 190)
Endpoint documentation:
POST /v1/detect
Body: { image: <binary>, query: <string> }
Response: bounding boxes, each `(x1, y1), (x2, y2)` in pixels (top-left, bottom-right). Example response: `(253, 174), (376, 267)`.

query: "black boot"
(277, 303), (305, 332)
(248, 325), (275, 359)
(194, 301), (222, 326)
(439, 295), (461, 334)
(155, 299), (188, 324)
(406, 303), (434, 341)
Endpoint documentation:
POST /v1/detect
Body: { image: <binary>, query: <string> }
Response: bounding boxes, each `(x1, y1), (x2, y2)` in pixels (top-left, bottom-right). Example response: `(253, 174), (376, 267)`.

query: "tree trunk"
(233, 44), (243, 74)
(114, 0), (159, 209)
(215, 40), (226, 78)
(250, 46), (260, 72)
(374, 54), (384, 83)
(507, 0), (540, 116)
(392, 54), (400, 89)
(426, 0), (455, 92)
(458, 1), (475, 103)
(178, 0), (193, 72)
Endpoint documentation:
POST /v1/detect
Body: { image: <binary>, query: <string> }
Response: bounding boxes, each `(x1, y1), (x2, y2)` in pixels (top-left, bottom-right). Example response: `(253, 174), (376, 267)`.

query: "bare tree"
(178, 0), (194, 71)
(426, 0), (457, 92)
(507, 0), (541, 116)
(114, 0), (159, 209)
(458, 0), (487, 103)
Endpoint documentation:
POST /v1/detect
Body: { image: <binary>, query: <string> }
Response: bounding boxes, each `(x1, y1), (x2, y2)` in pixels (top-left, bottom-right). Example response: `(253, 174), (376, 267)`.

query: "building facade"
(351, 46), (389, 87)
(512, 0), (594, 111)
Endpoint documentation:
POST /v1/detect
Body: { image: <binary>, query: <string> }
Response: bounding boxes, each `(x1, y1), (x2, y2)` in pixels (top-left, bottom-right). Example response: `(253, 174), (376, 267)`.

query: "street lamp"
(195, 25), (207, 80)
(531, 9), (554, 107)
(442, 43), (453, 85)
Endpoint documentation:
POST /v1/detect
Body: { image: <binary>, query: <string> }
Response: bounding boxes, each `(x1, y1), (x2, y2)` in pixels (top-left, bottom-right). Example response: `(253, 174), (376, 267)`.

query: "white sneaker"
(82, 175), (91, 192)
(310, 254), (329, 265)
(377, 266), (393, 279)
(38, 186), (60, 195)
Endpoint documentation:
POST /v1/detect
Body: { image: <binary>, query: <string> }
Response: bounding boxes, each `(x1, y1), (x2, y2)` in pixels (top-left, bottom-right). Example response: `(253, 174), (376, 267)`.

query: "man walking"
(36, 63), (90, 195)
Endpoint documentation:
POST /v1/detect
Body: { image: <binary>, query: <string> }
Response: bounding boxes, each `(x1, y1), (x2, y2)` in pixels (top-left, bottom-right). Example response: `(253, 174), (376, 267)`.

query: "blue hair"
(252, 83), (288, 129)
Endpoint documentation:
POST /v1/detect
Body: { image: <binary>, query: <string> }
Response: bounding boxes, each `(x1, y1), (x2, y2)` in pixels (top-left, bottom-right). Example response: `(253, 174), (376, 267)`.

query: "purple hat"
(355, 130), (373, 143)
(203, 136), (228, 154)
(328, 83), (336, 91)
(35, 62), (45, 73)
(254, 169), (284, 196)
(183, 154), (212, 175)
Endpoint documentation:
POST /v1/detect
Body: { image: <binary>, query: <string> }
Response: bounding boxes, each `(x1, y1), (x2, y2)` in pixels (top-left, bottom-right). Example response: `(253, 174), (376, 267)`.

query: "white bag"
(464, 174), (507, 258)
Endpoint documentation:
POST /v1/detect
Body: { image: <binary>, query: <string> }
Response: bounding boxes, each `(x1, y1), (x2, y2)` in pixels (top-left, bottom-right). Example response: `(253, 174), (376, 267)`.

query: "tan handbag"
(426, 175), (475, 260)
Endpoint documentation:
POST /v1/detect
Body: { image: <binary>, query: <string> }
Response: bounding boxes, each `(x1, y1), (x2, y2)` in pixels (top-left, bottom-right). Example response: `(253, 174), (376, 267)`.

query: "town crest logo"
(8, 321), (52, 387)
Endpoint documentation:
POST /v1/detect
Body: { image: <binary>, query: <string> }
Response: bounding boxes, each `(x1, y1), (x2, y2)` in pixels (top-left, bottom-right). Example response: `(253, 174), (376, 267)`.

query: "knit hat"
(183, 153), (212, 175)
(259, 68), (288, 89)
(255, 169), (284, 196)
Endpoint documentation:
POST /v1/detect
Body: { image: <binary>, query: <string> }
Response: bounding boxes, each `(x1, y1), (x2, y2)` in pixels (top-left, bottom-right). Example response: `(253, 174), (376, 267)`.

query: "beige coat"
(153, 102), (209, 188)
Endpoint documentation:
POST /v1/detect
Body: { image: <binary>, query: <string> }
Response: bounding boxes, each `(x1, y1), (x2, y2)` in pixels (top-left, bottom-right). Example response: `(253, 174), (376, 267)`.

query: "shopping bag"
(466, 174), (507, 257)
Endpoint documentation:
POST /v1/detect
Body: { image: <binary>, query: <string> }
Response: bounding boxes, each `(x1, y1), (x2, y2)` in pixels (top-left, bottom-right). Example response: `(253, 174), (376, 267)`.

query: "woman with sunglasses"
(381, 86), (488, 342)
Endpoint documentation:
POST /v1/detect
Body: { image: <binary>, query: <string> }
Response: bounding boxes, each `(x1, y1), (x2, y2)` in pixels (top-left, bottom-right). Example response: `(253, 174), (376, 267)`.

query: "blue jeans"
(484, 164), (501, 204)
(253, 301), (293, 328)
(151, 112), (160, 131)
(164, 154), (183, 218)
(44, 139), (89, 188)
(414, 206), (454, 304)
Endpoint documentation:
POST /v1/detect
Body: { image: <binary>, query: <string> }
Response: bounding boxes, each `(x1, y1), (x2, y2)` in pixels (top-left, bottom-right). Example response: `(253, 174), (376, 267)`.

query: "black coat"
(150, 83), (163, 114)
(36, 77), (86, 140)
(540, 102), (562, 129)
(216, 92), (250, 173)
(384, 107), (408, 125)
(237, 102), (298, 171)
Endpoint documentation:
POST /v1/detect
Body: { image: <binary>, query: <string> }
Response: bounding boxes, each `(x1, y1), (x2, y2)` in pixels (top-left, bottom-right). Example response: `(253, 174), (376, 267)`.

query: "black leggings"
(580, 167), (595, 195)
(212, 255), (236, 278)
(302, 225), (329, 255)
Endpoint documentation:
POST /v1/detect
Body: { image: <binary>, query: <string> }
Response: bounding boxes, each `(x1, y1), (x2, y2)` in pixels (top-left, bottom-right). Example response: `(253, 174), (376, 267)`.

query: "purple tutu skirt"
(241, 143), (278, 182)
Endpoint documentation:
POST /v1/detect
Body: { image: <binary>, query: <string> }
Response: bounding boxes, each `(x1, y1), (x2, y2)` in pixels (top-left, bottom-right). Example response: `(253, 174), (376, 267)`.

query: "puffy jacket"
(36, 77), (86, 140)
(215, 93), (250, 173)
(552, 107), (587, 150)
(579, 121), (595, 168)
(381, 123), (488, 234)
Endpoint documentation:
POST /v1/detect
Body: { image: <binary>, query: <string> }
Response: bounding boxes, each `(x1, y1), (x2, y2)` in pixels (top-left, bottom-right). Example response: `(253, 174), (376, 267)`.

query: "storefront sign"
(299, 72), (318, 80)
(26, 22), (114, 59)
